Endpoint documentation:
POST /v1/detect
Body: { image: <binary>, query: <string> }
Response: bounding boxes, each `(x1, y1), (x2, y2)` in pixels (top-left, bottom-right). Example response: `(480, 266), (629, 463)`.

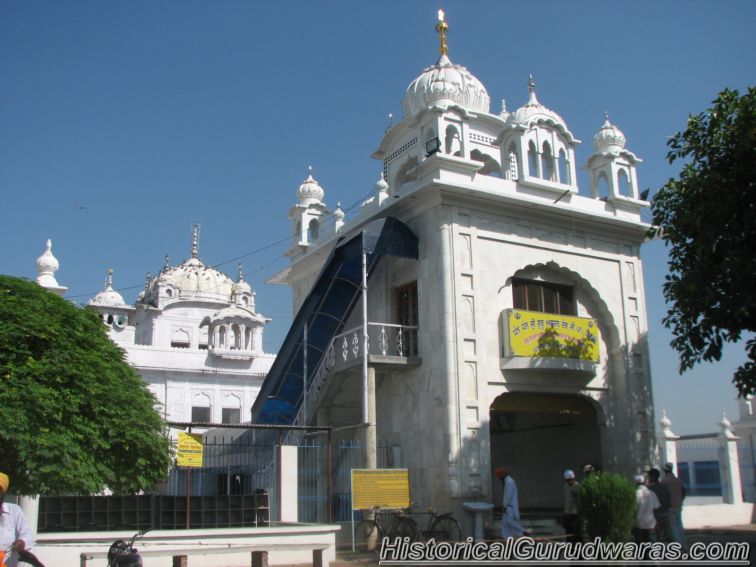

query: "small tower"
(288, 167), (329, 256)
(585, 113), (643, 202)
(35, 238), (67, 296)
(233, 263), (255, 311)
(501, 76), (580, 191)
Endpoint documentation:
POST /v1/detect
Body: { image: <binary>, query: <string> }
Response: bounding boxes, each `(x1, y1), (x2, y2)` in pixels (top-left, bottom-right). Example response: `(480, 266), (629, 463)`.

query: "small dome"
(89, 269), (126, 307)
(234, 263), (253, 295)
(510, 76), (569, 133)
(593, 113), (627, 153)
(297, 167), (325, 205)
(403, 54), (490, 117)
(333, 202), (345, 221)
(141, 258), (235, 305)
(36, 238), (59, 278)
(375, 173), (389, 195)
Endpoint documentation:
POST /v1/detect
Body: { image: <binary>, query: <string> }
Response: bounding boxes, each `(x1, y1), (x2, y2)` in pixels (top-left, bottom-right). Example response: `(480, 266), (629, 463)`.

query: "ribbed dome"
(89, 269), (126, 307)
(510, 77), (568, 132)
(403, 54), (490, 117)
(297, 167), (325, 205)
(140, 257), (235, 305)
(593, 114), (626, 153)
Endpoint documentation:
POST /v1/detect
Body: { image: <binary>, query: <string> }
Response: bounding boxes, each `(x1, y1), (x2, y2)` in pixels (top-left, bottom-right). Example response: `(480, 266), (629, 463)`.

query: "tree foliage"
(0, 276), (172, 495)
(649, 88), (756, 395)
(580, 472), (636, 543)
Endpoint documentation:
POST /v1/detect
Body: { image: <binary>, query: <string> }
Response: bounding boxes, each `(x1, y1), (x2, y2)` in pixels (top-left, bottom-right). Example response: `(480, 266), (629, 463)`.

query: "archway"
(489, 393), (602, 511)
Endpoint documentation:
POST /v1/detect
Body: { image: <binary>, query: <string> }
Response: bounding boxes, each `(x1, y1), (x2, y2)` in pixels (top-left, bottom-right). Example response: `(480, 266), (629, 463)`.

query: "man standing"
(562, 469), (581, 543)
(635, 474), (660, 543)
(0, 473), (36, 567)
(661, 463), (686, 547)
(647, 468), (673, 542)
(496, 467), (527, 539)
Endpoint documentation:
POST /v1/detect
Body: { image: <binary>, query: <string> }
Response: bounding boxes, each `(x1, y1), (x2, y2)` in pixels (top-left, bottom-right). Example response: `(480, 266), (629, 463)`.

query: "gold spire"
(436, 9), (448, 57)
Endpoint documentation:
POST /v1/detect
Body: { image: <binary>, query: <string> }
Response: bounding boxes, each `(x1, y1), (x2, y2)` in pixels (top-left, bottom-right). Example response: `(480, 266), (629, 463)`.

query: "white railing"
(290, 322), (419, 430)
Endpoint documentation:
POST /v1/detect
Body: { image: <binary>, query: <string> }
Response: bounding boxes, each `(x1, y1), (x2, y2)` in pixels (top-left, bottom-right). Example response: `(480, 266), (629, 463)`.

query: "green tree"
(649, 88), (756, 395)
(581, 472), (636, 543)
(0, 275), (172, 495)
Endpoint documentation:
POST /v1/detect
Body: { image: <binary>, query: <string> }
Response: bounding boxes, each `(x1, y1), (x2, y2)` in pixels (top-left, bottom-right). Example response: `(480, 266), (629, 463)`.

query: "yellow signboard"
(177, 432), (204, 468)
(351, 469), (410, 511)
(505, 309), (600, 362)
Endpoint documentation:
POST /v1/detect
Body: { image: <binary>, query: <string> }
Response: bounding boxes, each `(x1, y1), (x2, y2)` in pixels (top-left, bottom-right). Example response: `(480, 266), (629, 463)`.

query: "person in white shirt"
(634, 474), (660, 544)
(0, 472), (36, 567)
(496, 467), (528, 539)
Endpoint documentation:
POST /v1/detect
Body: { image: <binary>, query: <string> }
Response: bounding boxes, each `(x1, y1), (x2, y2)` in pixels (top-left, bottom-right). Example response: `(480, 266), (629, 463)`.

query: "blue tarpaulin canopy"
(251, 217), (418, 424)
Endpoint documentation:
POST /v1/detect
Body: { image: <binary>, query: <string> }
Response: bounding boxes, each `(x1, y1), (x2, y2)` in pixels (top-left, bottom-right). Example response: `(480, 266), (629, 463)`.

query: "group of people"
(494, 462), (686, 547)
(635, 463), (686, 547)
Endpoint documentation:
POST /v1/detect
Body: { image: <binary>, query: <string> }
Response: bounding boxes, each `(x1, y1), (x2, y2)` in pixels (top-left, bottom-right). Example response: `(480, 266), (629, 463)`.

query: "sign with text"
(176, 432), (204, 468)
(351, 469), (410, 510)
(504, 309), (600, 362)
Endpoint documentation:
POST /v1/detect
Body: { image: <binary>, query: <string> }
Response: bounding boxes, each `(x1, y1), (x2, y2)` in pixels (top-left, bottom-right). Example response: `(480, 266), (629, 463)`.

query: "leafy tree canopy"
(0, 275), (172, 495)
(650, 88), (756, 395)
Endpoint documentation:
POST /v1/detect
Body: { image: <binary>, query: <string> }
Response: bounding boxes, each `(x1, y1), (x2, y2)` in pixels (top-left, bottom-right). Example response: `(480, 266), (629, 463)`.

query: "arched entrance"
(490, 393), (602, 511)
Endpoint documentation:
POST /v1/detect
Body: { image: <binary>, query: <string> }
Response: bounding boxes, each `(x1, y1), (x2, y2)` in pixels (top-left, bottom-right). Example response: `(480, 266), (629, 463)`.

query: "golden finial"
(436, 9), (449, 57)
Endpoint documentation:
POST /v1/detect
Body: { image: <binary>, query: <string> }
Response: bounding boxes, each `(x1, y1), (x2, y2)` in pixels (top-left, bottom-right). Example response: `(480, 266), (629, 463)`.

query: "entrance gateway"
(490, 393), (601, 510)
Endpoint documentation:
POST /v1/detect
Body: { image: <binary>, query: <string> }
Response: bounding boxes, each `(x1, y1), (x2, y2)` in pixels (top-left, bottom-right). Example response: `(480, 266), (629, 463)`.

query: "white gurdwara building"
(49, 227), (276, 431)
(255, 13), (655, 515)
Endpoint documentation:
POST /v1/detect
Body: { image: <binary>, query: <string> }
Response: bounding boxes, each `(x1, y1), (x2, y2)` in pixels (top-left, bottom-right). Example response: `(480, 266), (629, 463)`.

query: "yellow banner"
(177, 432), (203, 468)
(351, 469), (410, 511)
(505, 309), (600, 362)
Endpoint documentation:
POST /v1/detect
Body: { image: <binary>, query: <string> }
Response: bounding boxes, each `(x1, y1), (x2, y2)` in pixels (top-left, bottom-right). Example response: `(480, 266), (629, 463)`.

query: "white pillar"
(658, 410), (679, 470)
(718, 413), (743, 504)
(279, 445), (299, 522)
(18, 496), (39, 533)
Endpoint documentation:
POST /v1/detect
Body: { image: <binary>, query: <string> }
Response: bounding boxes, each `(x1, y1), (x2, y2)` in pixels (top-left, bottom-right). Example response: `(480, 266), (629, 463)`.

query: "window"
(527, 141), (539, 177)
(191, 406), (211, 423)
(395, 281), (419, 356)
(222, 407), (241, 424)
(512, 278), (576, 316)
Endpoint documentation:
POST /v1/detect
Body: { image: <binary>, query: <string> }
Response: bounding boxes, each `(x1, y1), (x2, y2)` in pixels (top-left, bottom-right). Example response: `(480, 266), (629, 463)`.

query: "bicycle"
(408, 504), (462, 542)
(354, 507), (417, 551)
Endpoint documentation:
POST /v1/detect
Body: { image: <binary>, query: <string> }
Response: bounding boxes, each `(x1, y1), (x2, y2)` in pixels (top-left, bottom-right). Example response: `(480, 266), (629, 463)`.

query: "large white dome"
(403, 54), (490, 117)
(140, 257), (236, 305)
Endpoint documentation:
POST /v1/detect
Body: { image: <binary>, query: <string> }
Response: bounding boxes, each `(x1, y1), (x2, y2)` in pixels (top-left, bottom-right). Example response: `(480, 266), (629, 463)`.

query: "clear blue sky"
(1, 1), (754, 435)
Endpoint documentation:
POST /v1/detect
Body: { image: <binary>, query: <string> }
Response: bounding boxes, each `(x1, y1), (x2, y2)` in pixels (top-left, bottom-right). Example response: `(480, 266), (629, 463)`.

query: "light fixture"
(425, 137), (441, 157)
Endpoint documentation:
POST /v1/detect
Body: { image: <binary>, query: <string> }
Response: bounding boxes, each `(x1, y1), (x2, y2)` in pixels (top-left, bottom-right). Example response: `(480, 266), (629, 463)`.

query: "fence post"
(717, 413), (743, 504)
(657, 410), (679, 470)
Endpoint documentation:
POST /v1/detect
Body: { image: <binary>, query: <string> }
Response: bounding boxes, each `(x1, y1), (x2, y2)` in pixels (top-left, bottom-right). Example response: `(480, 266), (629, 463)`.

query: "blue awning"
(251, 217), (418, 424)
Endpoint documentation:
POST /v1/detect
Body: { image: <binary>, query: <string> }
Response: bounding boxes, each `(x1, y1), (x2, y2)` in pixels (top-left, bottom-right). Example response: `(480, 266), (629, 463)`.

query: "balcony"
(325, 322), (421, 371)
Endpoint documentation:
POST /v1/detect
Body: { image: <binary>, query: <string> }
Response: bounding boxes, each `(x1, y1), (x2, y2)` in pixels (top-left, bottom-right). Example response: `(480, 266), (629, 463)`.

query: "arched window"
(219, 326), (227, 348)
(171, 328), (190, 349)
(231, 324), (241, 350)
(191, 393), (211, 423)
(508, 145), (519, 181)
(558, 149), (570, 184)
(470, 149), (501, 177)
(308, 218), (319, 241)
(445, 125), (462, 156)
(528, 141), (539, 177)
(617, 169), (631, 196)
(222, 394), (241, 425)
(597, 172), (610, 200)
(541, 142), (554, 181)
